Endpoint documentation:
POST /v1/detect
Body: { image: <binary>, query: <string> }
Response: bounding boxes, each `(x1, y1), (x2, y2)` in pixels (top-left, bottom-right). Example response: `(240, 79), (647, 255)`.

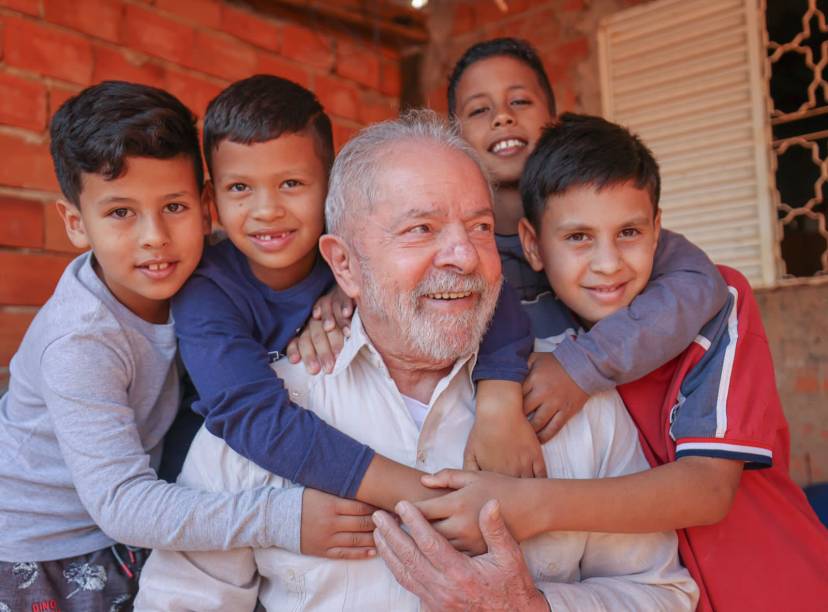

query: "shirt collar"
(333, 309), (479, 396)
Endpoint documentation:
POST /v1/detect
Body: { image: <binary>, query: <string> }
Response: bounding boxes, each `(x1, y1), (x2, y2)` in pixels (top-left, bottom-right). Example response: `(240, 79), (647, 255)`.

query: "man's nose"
(434, 226), (480, 274)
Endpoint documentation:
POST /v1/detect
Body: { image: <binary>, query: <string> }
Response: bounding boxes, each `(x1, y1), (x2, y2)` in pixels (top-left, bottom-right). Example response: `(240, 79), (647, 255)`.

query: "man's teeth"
(428, 291), (473, 300)
(147, 262), (170, 271)
(492, 139), (526, 153)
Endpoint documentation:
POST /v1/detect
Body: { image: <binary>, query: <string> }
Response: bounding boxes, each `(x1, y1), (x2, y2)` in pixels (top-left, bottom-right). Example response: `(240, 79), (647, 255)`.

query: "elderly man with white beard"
(135, 111), (697, 611)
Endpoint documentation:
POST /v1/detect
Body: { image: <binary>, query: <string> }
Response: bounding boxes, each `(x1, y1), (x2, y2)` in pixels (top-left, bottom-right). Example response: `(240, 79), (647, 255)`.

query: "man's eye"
(472, 222), (493, 233)
(619, 228), (641, 238)
(165, 202), (186, 213)
(228, 183), (249, 192)
(109, 208), (132, 219)
(408, 224), (431, 234)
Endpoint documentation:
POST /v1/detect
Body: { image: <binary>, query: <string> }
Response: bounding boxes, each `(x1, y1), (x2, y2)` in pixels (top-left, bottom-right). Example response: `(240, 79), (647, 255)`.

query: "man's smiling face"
(352, 140), (503, 363)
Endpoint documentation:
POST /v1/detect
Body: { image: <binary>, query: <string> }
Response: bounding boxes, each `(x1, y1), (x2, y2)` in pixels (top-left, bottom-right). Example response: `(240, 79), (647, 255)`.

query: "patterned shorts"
(0, 545), (147, 612)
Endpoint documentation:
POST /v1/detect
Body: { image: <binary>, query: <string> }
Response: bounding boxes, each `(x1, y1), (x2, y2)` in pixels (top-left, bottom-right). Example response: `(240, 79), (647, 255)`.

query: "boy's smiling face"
(209, 132), (326, 290)
(454, 55), (554, 186)
(519, 181), (661, 328)
(58, 155), (207, 324)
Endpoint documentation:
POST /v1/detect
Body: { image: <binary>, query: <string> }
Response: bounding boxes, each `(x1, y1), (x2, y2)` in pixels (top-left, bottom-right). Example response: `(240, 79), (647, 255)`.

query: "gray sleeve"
(40, 334), (303, 552)
(553, 229), (728, 394)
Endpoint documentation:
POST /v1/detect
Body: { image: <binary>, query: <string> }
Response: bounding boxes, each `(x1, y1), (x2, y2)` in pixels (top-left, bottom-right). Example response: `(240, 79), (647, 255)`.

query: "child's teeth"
(493, 139), (525, 153)
(148, 263), (170, 271)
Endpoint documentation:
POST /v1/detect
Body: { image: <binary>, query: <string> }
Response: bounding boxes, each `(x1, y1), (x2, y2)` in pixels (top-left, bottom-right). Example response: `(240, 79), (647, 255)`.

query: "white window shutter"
(598, 0), (778, 286)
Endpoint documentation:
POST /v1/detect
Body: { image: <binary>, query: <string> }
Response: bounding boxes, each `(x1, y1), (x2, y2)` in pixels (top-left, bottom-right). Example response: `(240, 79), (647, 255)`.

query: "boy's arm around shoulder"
(40, 331), (303, 552)
(135, 427), (268, 611)
(553, 229), (729, 393)
(172, 274), (374, 499)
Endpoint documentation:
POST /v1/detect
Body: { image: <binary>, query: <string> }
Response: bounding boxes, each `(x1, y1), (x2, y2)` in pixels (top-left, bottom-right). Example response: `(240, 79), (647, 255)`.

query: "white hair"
(325, 108), (492, 238)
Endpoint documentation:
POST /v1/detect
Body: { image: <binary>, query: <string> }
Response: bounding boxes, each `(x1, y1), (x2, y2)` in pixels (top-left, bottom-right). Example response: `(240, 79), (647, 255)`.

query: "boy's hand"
(465, 380), (547, 478)
(523, 352), (589, 443)
(300, 488), (377, 560)
(415, 470), (533, 555)
(286, 285), (355, 374)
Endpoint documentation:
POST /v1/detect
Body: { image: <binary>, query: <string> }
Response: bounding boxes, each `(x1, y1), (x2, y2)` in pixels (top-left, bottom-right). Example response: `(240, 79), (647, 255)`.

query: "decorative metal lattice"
(764, 0), (828, 278)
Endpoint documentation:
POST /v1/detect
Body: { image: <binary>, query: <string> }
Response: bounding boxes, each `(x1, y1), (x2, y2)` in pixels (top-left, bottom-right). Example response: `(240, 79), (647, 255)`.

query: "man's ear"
(518, 217), (545, 272)
(55, 200), (90, 250)
(319, 234), (360, 299)
(201, 180), (215, 236)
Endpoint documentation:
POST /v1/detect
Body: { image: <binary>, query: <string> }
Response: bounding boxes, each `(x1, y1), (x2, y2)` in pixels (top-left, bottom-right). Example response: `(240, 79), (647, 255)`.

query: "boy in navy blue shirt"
(172, 76), (544, 542)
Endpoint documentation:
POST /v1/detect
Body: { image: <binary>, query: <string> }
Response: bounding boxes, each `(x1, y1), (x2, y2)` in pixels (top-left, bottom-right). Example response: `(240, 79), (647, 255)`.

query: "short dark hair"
(521, 113), (661, 229)
(203, 74), (334, 178)
(50, 80), (203, 207)
(447, 37), (556, 118)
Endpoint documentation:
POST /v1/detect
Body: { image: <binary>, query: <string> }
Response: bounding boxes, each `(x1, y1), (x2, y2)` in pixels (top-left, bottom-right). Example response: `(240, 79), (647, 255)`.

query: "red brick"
(795, 375), (820, 393)
(314, 74), (359, 122)
(156, 0), (221, 29)
(3, 17), (93, 85)
(44, 0), (123, 43)
(425, 84), (448, 114)
(336, 40), (381, 90)
(0, 309), (37, 364)
(332, 121), (358, 151)
(191, 30), (257, 81)
(221, 4), (280, 52)
(0, 251), (73, 306)
(48, 84), (80, 119)
(256, 53), (309, 88)
(0, 196), (44, 247)
(451, 5), (476, 35)
(0, 0), (39, 16)
(163, 69), (222, 117)
(379, 59), (401, 97)
(122, 4), (195, 66)
(281, 24), (334, 71)
(44, 202), (84, 253)
(0, 72), (47, 131)
(358, 93), (397, 125)
(92, 45), (166, 88)
(0, 132), (59, 191)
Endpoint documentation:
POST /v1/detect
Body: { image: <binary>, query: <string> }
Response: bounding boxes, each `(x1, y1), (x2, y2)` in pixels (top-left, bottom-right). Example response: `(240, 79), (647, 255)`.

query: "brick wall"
(0, 0), (402, 386)
(422, 0), (646, 116)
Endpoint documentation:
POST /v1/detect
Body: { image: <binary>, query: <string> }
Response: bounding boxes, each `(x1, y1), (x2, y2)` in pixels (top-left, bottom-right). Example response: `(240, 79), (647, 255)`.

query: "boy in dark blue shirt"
(172, 76), (543, 547)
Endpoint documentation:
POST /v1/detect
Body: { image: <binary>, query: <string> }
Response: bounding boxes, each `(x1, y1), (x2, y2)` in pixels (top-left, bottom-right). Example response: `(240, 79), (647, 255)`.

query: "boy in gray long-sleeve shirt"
(0, 82), (314, 611)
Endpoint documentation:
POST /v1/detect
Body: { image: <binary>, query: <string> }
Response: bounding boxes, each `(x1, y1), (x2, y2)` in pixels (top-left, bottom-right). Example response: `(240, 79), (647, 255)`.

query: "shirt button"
(416, 450), (426, 463)
(290, 390), (300, 398)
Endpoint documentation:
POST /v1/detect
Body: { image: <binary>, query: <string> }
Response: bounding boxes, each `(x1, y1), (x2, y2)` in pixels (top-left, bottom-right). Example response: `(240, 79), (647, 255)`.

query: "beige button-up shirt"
(136, 313), (697, 611)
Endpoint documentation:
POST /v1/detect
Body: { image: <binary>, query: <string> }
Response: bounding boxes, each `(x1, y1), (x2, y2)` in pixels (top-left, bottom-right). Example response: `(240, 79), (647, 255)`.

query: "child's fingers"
(328, 531), (376, 549)
(286, 338), (301, 364)
(528, 401), (556, 433)
(332, 298), (354, 330)
(334, 513), (377, 533)
(325, 546), (376, 560)
(296, 332), (321, 375)
(532, 453), (548, 478)
(310, 332), (335, 373)
(537, 411), (568, 443)
(326, 328), (345, 357)
(421, 468), (476, 490)
(412, 493), (456, 521)
(316, 296), (337, 331)
(333, 498), (378, 516)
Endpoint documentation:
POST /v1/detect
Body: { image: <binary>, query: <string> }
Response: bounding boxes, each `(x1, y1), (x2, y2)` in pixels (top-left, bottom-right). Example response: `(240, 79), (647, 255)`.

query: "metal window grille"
(764, 0), (828, 280)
